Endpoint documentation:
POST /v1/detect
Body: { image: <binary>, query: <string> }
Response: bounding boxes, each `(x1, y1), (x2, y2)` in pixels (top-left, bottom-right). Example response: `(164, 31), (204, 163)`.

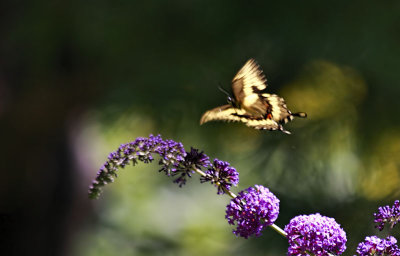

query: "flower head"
(374, 200), (400, 231)
(225, 185), (279, 238)
(355, 236), (400, 256)
(202, 159), (239, 194)
(284, 213), (347, 256)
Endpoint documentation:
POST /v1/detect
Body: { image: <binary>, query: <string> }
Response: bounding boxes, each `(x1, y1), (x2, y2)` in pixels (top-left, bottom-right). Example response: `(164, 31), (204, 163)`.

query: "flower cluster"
(201, 159), (239, 194)
(374, 200), (400, 231)
(284, 213), (347, 256)
(90, 135), (253, 198)
(89, 135), (199, 198)
(355, 236), (400, 256)
(225, 185), (279, 238)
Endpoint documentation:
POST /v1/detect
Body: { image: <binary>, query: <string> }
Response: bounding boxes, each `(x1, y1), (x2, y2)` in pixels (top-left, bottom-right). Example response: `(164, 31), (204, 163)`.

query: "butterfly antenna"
(217, 84), (231, 97)
(217, 84), (238, 107)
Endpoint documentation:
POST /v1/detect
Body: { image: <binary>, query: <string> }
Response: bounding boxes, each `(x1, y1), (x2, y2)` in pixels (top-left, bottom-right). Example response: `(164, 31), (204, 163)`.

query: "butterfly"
(200, 59), (307, 134)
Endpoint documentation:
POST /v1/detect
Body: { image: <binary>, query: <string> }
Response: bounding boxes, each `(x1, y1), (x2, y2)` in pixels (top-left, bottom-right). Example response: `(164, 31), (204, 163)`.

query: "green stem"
(193, 167), (207, 177)
(222, 186), (237, 198)
(269, 223), (287, 238)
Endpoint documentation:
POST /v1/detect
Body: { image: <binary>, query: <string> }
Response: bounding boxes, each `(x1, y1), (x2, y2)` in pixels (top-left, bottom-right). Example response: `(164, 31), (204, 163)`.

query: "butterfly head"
(218, 86), (239, 108)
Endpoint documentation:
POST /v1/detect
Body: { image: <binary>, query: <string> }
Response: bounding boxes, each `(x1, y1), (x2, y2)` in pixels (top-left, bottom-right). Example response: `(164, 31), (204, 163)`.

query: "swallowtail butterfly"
(200, 59), (307, 134)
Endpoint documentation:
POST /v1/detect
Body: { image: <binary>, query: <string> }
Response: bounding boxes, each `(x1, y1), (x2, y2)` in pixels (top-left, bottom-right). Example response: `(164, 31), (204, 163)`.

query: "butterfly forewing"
(232, 59), (268, 117)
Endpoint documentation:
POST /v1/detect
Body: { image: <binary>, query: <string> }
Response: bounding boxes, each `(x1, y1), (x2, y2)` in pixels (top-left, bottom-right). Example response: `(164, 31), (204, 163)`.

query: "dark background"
(1, 1), (400, 255)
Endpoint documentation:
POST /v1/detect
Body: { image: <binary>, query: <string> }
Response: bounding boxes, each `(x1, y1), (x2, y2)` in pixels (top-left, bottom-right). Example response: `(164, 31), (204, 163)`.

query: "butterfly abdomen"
(292, 112), (307, 118)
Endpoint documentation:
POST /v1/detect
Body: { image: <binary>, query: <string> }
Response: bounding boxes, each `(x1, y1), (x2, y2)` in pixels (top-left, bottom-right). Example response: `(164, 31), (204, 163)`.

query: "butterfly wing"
(199, 104), (288, 133)
(262, 93), (307, 125)
(232, 59), (268, 117)
(200, 105), (247, 125)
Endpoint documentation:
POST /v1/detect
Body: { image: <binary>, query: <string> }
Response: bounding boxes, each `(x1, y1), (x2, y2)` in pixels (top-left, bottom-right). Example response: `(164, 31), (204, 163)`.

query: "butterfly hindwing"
(261, 93), (291, 123)
(199, 105), (285, 132)
(262, 93), (307, 124)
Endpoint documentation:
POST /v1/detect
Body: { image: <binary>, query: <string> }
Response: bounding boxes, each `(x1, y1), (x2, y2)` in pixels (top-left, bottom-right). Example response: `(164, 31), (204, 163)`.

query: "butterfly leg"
(278, 125), (291, 135)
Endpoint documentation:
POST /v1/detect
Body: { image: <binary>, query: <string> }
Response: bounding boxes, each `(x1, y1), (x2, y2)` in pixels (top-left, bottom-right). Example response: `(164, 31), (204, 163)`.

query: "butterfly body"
(200, 59), (307, 134)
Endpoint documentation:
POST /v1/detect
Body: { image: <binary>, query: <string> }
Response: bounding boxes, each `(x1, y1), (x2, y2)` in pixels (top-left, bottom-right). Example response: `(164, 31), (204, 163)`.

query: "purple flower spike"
(374, 200), (400, 231)
(285, 213), (347, 256)
(225, 185), (279, 238)
(355, 236), (400, 256)
(202, 159), (239, 194)
(89, 134), (187, 198)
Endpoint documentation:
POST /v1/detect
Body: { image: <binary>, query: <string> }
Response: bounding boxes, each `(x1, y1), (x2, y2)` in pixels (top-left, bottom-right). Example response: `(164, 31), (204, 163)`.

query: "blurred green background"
(1, 0), (400, 255)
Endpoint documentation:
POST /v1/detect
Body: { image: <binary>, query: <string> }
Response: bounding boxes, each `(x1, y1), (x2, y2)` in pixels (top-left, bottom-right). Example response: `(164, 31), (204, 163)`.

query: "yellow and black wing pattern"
(200, 59), (307, 134)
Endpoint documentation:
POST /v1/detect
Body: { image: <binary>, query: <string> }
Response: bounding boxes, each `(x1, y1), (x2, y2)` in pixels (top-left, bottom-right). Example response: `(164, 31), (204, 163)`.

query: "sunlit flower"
(355, 236), (400, 256)
(374, 200), (400, 231)
(225, 185), (279, 238)
(285, 213), (347, 256)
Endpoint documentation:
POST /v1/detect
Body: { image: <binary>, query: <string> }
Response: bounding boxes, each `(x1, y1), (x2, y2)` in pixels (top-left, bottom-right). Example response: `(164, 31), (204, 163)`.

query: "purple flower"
(225, 185), (279, 238)
(201, 159), (239, 194)
(89, 134), (187, 198)
(355, 236), (400, 256)
(284, 213), (347, 256)
(374, 200), (400, 231)
(184, 147), (211, 169)
(154, 137), (187, 174)
(173, 147), (211, 187)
